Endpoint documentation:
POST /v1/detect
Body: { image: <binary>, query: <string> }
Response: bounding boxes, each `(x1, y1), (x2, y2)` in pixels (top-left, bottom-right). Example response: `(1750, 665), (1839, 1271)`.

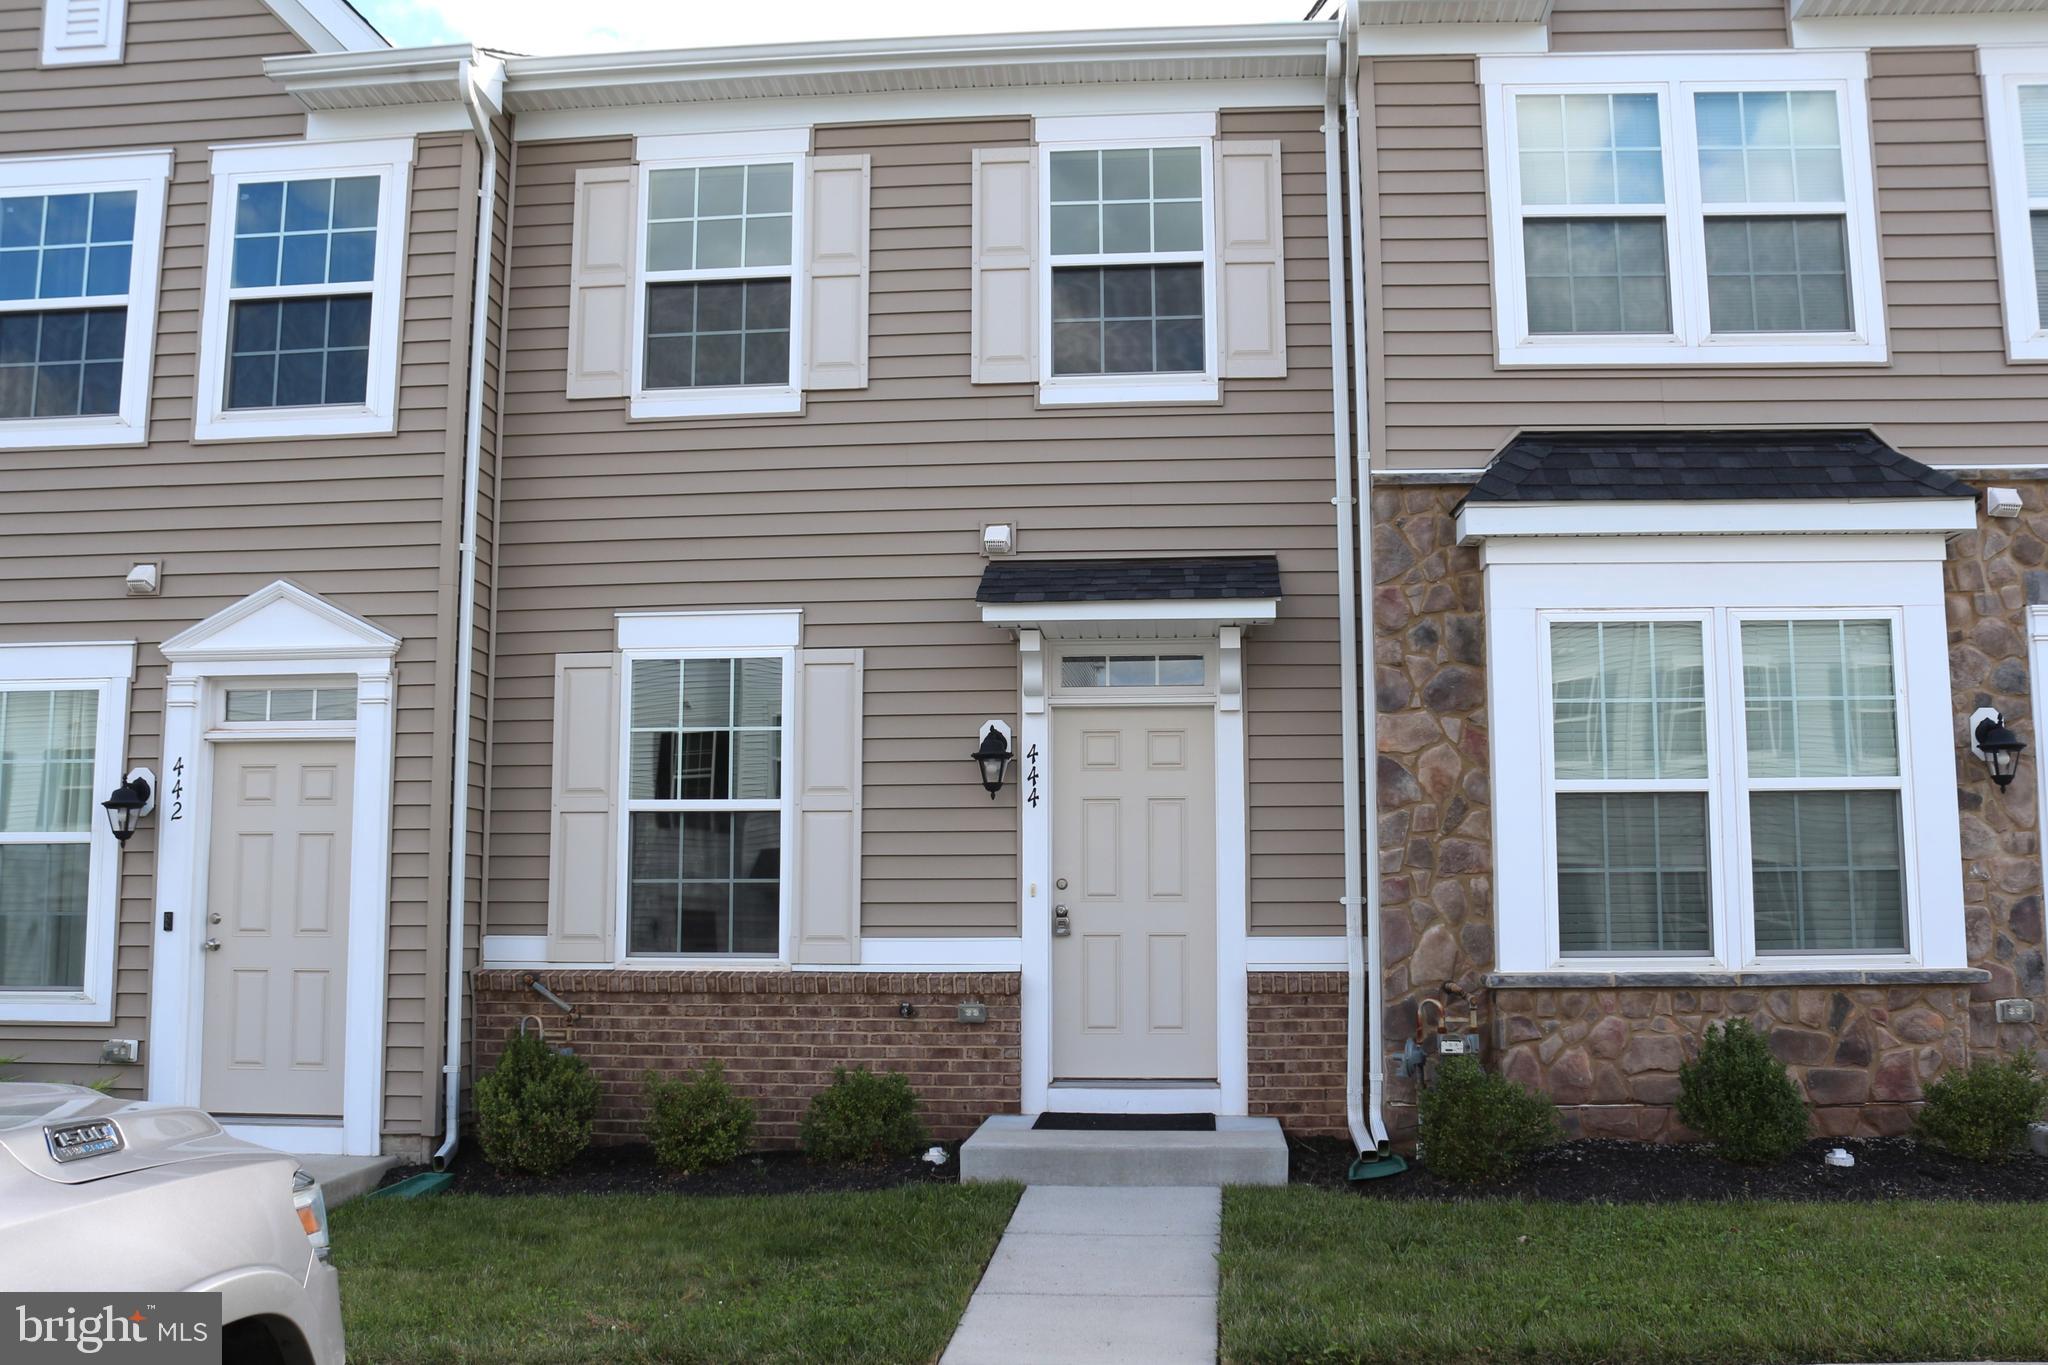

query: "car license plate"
(45, 1120), (123, 1163)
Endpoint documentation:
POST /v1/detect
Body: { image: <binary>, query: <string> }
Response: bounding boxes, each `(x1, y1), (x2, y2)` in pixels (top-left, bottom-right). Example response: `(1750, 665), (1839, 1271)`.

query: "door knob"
(202, 938), (222, 952)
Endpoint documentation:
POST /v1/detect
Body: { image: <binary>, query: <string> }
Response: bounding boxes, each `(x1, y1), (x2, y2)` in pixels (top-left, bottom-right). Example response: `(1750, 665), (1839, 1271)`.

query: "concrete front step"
(959, 1114), (1288, 1186)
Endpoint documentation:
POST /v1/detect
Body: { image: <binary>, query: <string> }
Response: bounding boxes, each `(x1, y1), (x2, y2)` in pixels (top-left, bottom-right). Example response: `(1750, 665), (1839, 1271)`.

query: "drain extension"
(522, 974), (574, 1015)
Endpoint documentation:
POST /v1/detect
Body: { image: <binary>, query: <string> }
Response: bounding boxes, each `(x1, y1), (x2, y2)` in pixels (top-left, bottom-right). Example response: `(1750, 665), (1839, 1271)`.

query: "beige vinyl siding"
(1548, 0), (1788, 52)
(1364, 47), (2048, 472)
(487, 109), (1345, 941)
(0, 0), (474, 1141)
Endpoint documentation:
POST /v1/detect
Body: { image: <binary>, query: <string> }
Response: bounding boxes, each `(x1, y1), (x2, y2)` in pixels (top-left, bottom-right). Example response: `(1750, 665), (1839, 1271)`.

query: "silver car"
(0, 1083), (345, 1364)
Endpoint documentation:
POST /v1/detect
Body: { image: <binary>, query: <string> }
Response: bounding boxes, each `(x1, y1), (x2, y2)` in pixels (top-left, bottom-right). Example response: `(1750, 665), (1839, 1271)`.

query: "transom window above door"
(1480, 51), (1886, 366)
(1541, 612), (1913, 967)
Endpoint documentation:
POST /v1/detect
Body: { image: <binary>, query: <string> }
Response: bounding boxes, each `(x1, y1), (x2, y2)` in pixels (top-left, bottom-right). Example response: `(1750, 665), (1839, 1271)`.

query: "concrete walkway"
(941, 1185), (1219, 1365)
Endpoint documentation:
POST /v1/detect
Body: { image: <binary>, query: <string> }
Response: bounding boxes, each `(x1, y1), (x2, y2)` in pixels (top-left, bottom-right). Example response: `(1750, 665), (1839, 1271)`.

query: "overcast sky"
(354, 0), (1314, 56)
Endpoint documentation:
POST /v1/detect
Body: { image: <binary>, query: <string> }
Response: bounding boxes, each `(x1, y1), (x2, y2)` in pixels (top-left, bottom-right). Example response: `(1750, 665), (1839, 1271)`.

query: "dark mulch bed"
(1289, 1134), (2048, 1202)
(377, 1140), (963, 1198)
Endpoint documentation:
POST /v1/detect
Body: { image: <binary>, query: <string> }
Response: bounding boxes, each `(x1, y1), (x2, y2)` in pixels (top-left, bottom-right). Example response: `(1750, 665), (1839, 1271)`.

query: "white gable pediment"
(161, 581), (400, 664)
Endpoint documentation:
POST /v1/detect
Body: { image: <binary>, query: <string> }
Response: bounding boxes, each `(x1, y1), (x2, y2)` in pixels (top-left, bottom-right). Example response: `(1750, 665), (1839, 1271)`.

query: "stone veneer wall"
(1247, 971), (1350, 1136)
(1371, 478), (2048, 1144)
(474, 970), (1021, 1146)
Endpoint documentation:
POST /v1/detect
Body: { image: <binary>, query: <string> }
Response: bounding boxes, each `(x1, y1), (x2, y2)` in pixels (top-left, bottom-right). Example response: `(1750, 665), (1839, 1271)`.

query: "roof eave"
(264, 44), (506, 113)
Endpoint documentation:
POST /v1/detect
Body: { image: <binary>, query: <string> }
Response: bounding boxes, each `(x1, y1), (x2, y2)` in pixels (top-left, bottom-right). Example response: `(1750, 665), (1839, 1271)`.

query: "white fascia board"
(513, 80), (1324, 144)
(264, 44), (502, 116)
(263, 0), (389, 54)
(616, 608), (803, 651)
(979, 599), (1281, 627)
(1456, 498), (1980, 545)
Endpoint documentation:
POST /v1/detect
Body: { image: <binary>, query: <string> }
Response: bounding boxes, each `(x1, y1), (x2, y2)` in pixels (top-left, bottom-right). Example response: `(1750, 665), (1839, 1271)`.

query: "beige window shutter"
(970, 147), (1037, 384)
(804, 154), (870, 390)
(566, 167), (637, 400)
(792, 649), (863, 964)
(546, 652), (619, 962)
(1213, 140), (1288, 379)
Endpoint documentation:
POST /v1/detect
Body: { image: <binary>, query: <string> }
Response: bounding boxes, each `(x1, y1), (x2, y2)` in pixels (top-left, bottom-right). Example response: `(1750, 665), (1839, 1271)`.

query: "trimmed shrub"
(474, 1033), (601, 1175)
(799, 1067), (928, 1164)
(643, 1060), (756, 1173)
(1417, 1054), (1561, 1182)
(1916, 1054), (2048, 1163)
(1676, 1019), (1808, 1165)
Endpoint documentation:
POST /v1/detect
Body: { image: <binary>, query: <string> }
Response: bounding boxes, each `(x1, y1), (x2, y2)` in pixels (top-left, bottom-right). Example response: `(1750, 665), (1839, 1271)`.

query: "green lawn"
(330, 1184), (1020, 1364)
(1221, 1187), (2048, 1365)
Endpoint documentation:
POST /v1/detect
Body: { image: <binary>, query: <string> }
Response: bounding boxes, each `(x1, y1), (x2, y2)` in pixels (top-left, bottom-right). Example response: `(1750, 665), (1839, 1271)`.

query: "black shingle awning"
(1458, 430), (1976, 507)
(976, 556), (1281, 605)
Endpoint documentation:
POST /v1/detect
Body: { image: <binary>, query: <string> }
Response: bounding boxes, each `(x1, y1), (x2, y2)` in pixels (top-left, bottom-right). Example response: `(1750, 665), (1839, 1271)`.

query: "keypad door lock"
(1052, 904), (1071, 937)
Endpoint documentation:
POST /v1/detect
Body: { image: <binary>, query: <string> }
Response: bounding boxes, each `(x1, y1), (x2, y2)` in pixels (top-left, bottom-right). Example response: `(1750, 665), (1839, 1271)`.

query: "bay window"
(1481, 52), (1886, 365)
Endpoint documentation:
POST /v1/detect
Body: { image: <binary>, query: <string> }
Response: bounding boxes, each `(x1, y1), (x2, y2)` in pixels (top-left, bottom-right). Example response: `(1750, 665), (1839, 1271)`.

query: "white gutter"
(1345, 4), (1392, 1154)
(1321, 32), (1374, 1161)
(435, 57), (500, 1170)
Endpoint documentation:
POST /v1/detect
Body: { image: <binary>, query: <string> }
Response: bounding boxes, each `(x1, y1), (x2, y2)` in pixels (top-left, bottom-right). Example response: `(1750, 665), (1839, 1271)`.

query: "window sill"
(2006, 335), (2048, 364)
(0, 417), (146, 451)
(1486, 968), (1990, 990)
(630, 387), (802, 421)
(0, 992), (114, 1025)
(192, 407), (396, 443)
(1037, 377), (1219, 407)
(1496, 335), (1890, 368)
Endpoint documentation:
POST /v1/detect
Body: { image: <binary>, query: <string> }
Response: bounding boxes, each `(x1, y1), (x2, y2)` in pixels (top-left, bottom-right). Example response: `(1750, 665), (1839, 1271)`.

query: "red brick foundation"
(473, 969), (1021, 1146)
(1247, 971), (1350, 1137)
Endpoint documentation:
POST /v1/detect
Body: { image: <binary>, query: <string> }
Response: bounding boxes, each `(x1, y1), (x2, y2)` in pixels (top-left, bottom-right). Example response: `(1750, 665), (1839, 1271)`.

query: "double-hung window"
(0, 151), (169, 449)
(194, 138), (412, 441)
(0, 644), (131, 1023)
(1983, 48), (2048, 361)
(632, 140), (804, 419)
(622, 652), (792, 958)
(1038, 115), (1218, 404)
(1521, 607), (1934, 971)
(1482, 52), (1886, 365)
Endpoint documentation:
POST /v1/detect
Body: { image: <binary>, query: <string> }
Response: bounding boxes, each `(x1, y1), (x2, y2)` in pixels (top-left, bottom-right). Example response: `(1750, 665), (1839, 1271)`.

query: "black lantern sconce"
(972, 721), (1014, 800)
(101, 769), (156, 844)
(1969, 708), (2027, 790)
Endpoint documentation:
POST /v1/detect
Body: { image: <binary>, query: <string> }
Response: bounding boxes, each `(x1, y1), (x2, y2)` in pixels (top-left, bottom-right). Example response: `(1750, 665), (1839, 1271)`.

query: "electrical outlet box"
(101, 1039), (140, 1065)
(1995, 998), (2037, 1024)
(957, 1001), (989, 1025)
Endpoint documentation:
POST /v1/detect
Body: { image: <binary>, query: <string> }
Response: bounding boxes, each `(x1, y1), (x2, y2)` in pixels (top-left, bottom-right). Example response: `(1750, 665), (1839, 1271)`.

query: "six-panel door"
(1050, 705), (1217, 1081)
(200, 741), (355, 1117)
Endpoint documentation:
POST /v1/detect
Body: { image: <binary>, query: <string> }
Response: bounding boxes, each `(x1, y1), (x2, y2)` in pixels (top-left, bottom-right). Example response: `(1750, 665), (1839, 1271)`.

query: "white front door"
(200, 741), (354, 1117)
(1050, 704), (1217, 1081)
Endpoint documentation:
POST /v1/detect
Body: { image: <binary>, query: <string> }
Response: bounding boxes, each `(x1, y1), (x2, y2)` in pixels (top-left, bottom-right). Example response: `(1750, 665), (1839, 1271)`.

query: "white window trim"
(0, 640), (135, 1024)
(1982, 47), (2048, 362)
(613, 614), (800, 965)
(193, 137), (414, 442)
(0, 150), (171, 450)
(1480, 533), (1967, 977)
(1479, 51), (1889, 367)
(1035, 119), (1221, 406)
(629, 150), (808, 421)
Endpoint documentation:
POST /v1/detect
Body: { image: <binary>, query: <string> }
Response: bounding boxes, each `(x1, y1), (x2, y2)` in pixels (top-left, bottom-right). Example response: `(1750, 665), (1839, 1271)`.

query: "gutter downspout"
(436, 55), (500, 1170)
(1342, 2), (1393, 1157)
(1321, 33), (1374, 1162)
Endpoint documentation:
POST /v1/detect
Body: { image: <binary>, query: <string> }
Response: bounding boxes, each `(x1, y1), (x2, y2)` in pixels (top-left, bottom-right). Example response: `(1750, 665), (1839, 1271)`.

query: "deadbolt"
(1052, 904), (1071, 938)
(1055, 878), (1069, 890)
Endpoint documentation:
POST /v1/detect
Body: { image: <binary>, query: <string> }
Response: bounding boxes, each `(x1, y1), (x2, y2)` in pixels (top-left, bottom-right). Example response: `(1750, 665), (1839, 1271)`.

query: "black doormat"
(1033, 1112), (1216, 1132)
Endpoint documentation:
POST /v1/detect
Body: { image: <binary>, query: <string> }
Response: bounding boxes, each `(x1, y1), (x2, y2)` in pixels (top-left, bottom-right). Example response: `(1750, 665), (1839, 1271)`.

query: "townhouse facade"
(1, 0), (2045, 1160)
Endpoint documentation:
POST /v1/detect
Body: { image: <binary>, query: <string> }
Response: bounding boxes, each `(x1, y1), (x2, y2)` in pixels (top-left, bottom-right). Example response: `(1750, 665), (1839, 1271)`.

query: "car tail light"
(292, 1169), (331, 1262)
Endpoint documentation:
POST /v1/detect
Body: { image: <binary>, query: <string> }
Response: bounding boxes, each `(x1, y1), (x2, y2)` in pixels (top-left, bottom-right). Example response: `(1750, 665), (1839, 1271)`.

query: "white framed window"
(1037, 113), (1219, 404)
(1481, 536), (1967, 977)
(1479, 52), (1888, 366)
(0, 151), (170, 450)
(193, 138), (414, 442)
(617, 638), (796, 961)
(1982, 47), (2048, 362)
(630, 130), (807, 420)
(0, 642), (133, 1024)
